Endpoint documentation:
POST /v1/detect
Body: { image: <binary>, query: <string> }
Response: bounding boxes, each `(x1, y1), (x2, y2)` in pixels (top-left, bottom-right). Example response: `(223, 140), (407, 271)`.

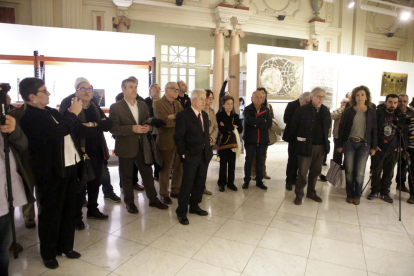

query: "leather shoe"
(189, 207), (208, 216)
(57, 250), (81, 259)
(227, 184), (238, 191)
(346, 198), (354, 204)
(319, 174), (327, 182)
(149, 199), (169, 210)
(242, 183), (249, 189)
(177, 216), (189, 225)
(170, 192), (179, 198)
(43, 259), (59, 269)
(256, 183), (268, 190)
(203, 189), (212, 195)
(133, 183), (145, 191)
(219, 186), (225, 192)
(160, 196), (172, 205)
(87, 209), (108, 220)
(397, 186), (410, 193)
(126, 202), (139, 214)
(286, 183), (293, 191)
(75, 220), (85, 230)
(263, 175), (271, 179)
(307, 194), (323, 203)
(294, 196), (302, 205)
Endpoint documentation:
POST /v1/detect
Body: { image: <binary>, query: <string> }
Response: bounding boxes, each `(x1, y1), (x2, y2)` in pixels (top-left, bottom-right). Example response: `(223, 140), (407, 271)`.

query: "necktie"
(198, 113), (203, 130)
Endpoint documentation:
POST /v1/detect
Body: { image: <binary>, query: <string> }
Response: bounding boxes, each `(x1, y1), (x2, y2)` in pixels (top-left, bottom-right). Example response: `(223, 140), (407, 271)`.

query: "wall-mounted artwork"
(257, 53), (304, 101)
(381, 72), (408, 96)
(93, 89), (105, 107)
(309, 65), (337, 110)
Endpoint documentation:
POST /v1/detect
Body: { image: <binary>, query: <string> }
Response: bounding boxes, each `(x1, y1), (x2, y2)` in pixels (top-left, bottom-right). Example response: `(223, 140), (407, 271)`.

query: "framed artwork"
(93, 89), (105, 107)
(257, 53), (304, 101)
(381, 72), (408, 96)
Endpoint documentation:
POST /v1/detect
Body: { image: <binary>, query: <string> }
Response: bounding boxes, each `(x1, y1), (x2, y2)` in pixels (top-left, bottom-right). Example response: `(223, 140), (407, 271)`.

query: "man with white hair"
(174, 89), (213, 225)
(290, 87), (331, 205)
(283, 92), (311, 191)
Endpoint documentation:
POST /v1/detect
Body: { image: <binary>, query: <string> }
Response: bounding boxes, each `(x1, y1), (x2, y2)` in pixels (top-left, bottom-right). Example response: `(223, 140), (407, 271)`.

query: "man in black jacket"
(368, 94), (401, 203)
(290, 88), (331, 205)
(174, 89), (213, 225)
(283, 92), (310, 191)
(242, 91), (272, 190)
(177, 80), (191, 109)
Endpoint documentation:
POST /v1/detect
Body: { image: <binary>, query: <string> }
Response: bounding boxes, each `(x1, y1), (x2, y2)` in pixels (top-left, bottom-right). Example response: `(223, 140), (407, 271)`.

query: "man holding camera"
(368, 94), (401, 203)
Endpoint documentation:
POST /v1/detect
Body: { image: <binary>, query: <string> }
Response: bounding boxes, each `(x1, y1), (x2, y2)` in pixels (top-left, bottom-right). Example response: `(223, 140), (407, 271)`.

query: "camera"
(0, 83), (11, 93)
(386, 32), (395, 38)
(396, 113), (414, 127)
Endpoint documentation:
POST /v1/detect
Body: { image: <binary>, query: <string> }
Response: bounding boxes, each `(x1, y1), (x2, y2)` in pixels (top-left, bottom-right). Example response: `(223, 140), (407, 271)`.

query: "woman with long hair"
(337, 86), (377, 205)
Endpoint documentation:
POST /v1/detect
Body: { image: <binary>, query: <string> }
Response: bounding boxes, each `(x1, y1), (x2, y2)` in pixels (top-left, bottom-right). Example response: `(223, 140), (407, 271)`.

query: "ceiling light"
(400, 10), (411, 21)
(346, 0), (355, 8)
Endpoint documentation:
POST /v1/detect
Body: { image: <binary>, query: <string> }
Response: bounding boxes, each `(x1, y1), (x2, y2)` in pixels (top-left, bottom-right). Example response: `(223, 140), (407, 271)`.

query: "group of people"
(283, 86), (414, 206)
(1, 74), (413, 275)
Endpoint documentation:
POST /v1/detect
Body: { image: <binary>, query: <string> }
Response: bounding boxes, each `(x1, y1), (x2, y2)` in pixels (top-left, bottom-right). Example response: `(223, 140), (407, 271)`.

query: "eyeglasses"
(315, 95), (325, 100)
(37, 89), (48, 94)
(77, 87), (93, 93)
(167, 87), (180, 92)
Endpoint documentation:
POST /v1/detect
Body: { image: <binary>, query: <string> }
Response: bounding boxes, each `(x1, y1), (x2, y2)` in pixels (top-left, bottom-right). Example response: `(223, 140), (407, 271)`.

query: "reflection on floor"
(9, 142), (414, 276)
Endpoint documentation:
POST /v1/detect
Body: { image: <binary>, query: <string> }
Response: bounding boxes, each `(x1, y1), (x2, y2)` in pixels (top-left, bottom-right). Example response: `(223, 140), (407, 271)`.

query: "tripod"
(0, 87), (19, 259)
(361, 123), (413, 221)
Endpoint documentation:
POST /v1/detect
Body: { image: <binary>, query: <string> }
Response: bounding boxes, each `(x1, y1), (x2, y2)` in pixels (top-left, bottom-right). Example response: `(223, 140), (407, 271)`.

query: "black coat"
(243, 103), (272, 145)
(144, 97), (154, 118)
(20, 105), (83, 179)
(174, 107), (213, 163)
(282, 99), (300, 142)
(216, 110), (243, 149)
(338, 106), (378, 150)
(290, 103), (331, 157)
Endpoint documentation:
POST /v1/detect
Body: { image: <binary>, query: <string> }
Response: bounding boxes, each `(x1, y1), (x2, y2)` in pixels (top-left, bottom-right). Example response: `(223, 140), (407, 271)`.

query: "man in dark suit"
(283, 92), (310, 191)
(109, 78), (167, 214)
(174, 89), (213, 225)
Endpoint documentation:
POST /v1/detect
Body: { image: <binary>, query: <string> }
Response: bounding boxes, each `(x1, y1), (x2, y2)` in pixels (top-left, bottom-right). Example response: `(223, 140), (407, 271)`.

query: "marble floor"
(9, 141), (414, 276)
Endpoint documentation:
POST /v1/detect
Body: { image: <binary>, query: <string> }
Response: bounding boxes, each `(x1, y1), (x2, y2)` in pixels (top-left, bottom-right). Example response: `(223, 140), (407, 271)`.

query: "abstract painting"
(257, 53), (304, 101)
(381, 72), (408, 96)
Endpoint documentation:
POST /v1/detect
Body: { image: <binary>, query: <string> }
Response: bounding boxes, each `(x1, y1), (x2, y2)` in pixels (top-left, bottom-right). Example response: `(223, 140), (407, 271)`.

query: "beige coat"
(331, 107), (345, 138)
(207, 107), (218, 144)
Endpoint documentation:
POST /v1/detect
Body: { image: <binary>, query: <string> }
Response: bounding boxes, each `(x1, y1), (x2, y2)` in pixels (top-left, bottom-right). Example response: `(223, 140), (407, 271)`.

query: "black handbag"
(81, 153), (96, 183)
(219, 118), (238, 150)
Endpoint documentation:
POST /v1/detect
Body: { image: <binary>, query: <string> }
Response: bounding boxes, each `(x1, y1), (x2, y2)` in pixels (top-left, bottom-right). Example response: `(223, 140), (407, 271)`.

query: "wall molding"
(0, 1), (20, 23)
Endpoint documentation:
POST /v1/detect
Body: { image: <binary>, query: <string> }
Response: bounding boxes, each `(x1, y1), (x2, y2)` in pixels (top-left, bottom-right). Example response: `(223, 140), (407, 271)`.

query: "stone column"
(31, 0), (54, 27)
(228, 30), (245, 111)
(113, 7), (131, 32)
(211, 28), (229, 111)
(352, 0), (367, 56)
(340, 0), (354, 55)
(404, 21), (414, 62)
(61, 0), (82, 29)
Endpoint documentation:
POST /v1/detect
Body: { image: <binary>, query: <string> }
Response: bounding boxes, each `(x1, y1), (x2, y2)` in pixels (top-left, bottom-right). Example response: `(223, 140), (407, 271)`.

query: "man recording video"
(0, 83), (35, 276)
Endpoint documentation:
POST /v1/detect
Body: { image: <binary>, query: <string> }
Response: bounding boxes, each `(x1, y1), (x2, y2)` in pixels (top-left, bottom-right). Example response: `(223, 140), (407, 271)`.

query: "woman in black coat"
(19, 78), (83, 269)
(216, 95), (243, 192)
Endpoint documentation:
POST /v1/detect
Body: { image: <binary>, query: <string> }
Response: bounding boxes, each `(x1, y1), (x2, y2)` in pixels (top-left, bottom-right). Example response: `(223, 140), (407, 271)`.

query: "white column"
(31, 0), (54, 27)
(352, 0), (367, 56)
(404, 21), (414, 62)
(61, 0), (82, 29)
(340, 0), (354, 55)
(211, 28), (229, 111)
(228, 30), (244, 111)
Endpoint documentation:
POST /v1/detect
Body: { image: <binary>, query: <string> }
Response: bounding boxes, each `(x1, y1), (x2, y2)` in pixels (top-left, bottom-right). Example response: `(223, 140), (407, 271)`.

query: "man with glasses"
(290, 88), (331, 205)
(153, 82), (183, 204)
(331, 98), (349, 164)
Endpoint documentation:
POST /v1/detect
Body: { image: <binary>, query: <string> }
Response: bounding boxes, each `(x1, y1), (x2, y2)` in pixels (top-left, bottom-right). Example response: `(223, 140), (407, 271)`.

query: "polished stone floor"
(9, 141), (414, 276)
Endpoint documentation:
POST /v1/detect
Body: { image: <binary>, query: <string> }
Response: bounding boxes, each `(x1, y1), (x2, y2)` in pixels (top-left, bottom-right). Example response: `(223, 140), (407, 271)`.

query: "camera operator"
(0, 84), (35, 276)
(395, 94), (414, 194)
(368, 94), (405, 203)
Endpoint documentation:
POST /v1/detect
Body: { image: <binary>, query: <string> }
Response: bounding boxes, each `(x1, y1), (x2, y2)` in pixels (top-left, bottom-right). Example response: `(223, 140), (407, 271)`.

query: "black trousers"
(101, 160), (115, 196)
(119, 163), (139, 188)
(407, 149), (414, 196)
(119, 149), (158, 204)
(218, 149), (236, 187)
(333, 138), (343, 165)
(244, 143), (266, 185)
(371, 149), (398, 195)
(36, 164), (80, 260)
(286, 142), (298, 184)
(176, 152), (209, 217)
(396, 154), (409, 188)
(76, 155), (103, 220)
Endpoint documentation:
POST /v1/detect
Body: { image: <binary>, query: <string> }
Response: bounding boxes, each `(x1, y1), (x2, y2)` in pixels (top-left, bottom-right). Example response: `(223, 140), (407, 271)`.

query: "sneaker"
(381, 193), (393, 203)
(87, 209), (108, 220)
(104, 193), (121, 203)
(407, 196), (414, 204)
(367, 191), (378, 200)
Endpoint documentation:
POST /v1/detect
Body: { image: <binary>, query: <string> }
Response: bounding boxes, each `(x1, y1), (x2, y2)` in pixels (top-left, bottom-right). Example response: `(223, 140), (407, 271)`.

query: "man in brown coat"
(109, 78), (167, 214)
(153, 82), (184, 204)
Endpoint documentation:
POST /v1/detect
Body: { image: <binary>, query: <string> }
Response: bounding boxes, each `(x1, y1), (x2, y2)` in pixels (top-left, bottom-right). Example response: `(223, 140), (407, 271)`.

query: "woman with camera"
(337, 86), (377, 205)
(19, 78), (83, 269)
(216, 95), (243, 192)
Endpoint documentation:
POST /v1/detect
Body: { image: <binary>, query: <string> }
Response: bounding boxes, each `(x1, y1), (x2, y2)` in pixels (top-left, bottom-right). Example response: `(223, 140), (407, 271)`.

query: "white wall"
(247, 44), (414, 127)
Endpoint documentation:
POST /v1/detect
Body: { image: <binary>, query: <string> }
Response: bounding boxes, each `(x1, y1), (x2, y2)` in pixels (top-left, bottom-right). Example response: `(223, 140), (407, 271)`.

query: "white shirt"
(191, 106), (204, 131)
(50, 115), (80, 167)
(125, 98), (139, 124)
(0, 135), (27, 216)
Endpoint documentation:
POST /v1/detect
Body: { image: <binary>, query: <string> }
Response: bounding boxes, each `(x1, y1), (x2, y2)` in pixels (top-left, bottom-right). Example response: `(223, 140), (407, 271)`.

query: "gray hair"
(252, 90), (263, 98)
(121, 78), (137, 89)
(149, 83), (159, 90)
(190, 88), (206, 99)
(165, 82), (177, 91)
(399, 94), (409, 99)
(310, 87), (325, 98)
(299, 92), (311, 101)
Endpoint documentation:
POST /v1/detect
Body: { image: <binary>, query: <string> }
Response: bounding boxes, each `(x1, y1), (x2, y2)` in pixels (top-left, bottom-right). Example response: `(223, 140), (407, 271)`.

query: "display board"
(246, 44), (414, 128)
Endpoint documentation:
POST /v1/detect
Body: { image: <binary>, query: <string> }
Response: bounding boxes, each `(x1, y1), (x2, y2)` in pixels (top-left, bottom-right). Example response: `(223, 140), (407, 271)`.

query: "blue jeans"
(343, 140), (370, 199)
(0, 214), (12, 276)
